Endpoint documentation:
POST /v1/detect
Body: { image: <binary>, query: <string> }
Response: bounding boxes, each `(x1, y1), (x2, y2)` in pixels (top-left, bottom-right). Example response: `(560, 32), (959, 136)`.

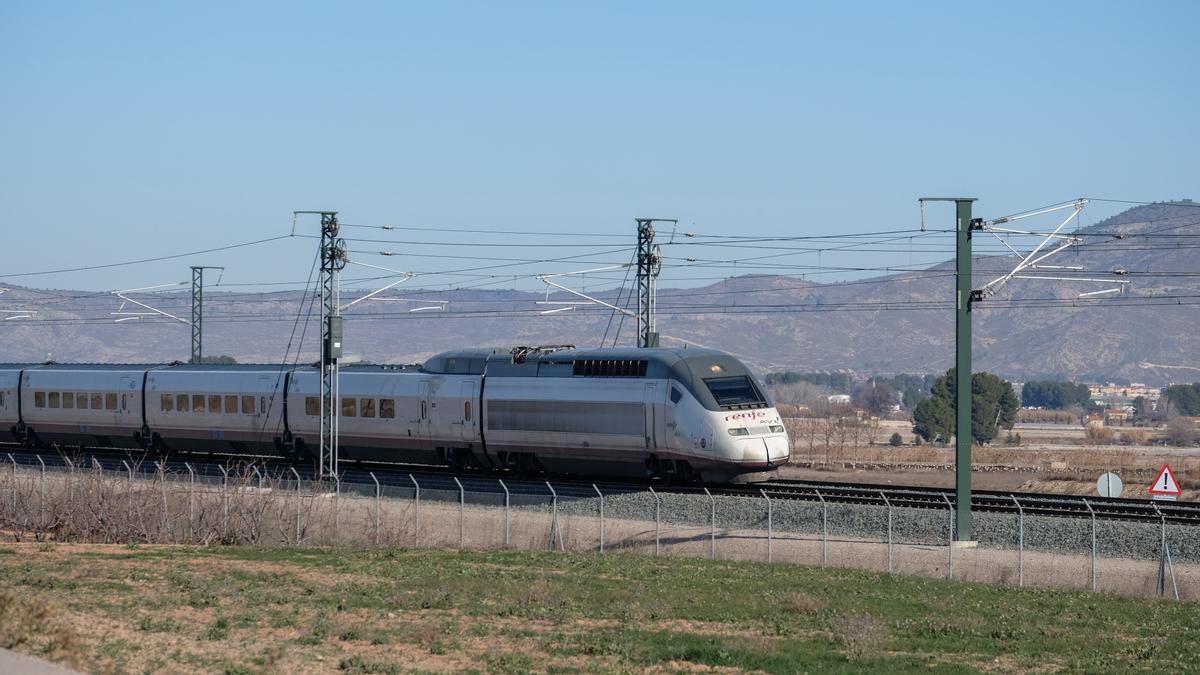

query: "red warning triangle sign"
(1149, 464), (1182, 496)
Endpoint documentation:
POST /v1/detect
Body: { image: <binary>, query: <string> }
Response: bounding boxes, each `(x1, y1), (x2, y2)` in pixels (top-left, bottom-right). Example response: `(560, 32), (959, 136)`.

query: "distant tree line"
(763, 371), (855, 393)
(763, 371), (936, 411)
(190, 355), (238, 365)
(1020, 380), (1091, 409)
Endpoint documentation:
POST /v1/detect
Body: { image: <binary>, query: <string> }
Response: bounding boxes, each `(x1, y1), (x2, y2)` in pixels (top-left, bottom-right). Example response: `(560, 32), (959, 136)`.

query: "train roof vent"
(572, 359), (649, 378)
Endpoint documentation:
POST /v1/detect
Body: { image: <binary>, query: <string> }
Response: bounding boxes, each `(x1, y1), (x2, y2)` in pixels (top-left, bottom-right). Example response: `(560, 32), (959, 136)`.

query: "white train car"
(145, 365), (288, 454)
(19, 365), (148, 449)
(0, 367), (23, 437)
(287, 361), (481, 467)
(475, 347), (790, 483)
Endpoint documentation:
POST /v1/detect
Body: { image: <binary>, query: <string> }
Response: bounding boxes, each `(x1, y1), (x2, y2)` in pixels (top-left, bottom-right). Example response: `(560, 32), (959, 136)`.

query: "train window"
(176, 394), (189, 412)
(305, 396), (319, 416)
(225, 396), (238, 415)
(49, 392), (60, 408)
(704, 376), (766, 407)
(670, 387), (682, 404)
(360, 398), (376, 418)
(342, 397), (357, 417)
(162, 394), (174, 412)
(62, 392), (74, 409)
(34, 392), (45, 408)
(207, 395), (221, 413)
(76, 393), (87, 409)
(192, 394), (205, 413)
(105, 393), (118, 410)
(92, 393), (103, 410)
(379, 398), (395, 419)
(241, 396), (255, 415)
(464, 400), (472, 421)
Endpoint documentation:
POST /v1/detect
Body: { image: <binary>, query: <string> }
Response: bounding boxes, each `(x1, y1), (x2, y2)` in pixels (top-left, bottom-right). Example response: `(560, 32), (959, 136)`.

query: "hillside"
(2, 202), (1199, 384)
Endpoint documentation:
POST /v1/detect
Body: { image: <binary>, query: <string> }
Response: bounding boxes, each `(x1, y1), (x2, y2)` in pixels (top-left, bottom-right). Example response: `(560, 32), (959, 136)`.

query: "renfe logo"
(724, 410), (768, 422)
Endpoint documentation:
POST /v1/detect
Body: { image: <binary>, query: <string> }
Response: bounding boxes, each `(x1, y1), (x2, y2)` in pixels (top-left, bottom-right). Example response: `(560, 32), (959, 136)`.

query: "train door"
(119, 376), (133, 424)
(460, 381), (476, 442)
(643, 383), (658, 449)
(418, 379), (432, 442)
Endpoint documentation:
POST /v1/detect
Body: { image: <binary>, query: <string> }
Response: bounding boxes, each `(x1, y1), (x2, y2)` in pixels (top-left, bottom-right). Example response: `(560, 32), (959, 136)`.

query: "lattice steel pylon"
(190, 266), (224, 364)
(296, 210), (347, 479)
(635, 218), (674, 348)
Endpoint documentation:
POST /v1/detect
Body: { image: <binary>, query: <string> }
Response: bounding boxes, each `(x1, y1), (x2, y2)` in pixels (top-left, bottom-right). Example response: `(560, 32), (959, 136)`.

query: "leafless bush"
(0, 463), (402, 547)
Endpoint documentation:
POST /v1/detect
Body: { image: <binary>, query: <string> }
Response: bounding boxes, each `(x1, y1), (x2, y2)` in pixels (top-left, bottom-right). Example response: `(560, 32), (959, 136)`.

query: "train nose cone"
(766, 436), (790, 462)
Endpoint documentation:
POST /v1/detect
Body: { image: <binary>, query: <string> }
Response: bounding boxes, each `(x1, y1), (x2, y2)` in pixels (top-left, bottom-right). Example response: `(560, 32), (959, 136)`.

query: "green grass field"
(0, 543), (1195, 673)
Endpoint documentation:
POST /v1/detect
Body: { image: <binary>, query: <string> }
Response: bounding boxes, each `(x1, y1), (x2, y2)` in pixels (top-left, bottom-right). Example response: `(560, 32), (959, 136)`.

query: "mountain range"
(2, 201), (1198, 385)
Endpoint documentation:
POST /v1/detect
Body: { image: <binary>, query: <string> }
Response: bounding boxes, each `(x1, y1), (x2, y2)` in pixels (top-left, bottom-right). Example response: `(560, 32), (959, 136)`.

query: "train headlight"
(769, 425), (785, 433)
(727, 427), (750, 436)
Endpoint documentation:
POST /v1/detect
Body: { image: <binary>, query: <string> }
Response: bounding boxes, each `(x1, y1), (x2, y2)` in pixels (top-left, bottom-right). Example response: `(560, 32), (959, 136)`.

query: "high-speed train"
(0, 346), (791, 483)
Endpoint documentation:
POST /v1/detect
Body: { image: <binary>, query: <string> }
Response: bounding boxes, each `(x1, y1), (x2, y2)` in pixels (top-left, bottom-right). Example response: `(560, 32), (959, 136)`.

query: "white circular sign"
(1096, 472), (1124, 498)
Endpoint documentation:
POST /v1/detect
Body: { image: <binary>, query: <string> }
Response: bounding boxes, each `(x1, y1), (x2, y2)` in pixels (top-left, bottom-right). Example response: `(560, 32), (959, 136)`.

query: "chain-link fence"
(0, 456), (1194, 601)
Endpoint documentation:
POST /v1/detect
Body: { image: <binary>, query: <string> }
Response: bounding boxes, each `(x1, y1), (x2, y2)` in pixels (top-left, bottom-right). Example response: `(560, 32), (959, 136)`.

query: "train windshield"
(704, 376), (765, 406)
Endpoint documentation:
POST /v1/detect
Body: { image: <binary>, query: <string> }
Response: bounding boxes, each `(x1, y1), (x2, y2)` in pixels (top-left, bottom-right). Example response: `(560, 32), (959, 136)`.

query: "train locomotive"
(0, 346), (791, 483)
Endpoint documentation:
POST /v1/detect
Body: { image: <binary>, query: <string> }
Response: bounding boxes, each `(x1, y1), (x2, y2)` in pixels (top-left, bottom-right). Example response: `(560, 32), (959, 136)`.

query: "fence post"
(334, 473), (342, 544)
(290, 467), (301, 545)
(815, 489), (827, 566)
(186, 463), (196, 542)
(453, 477), (465, 550)
(880, 491), (892, 574)
(1012, 496), (1024, 587)
(1083, 498), (1097, 592)
(370, 472), (380, 546)
(546, 481), (563, 552)
(8, 454), (16, 516)
(942, 493), (953, 580)
(761, 489), (772, 563)
(593, 484), (604, 553)
(64, 457), (75, 507)
(499, 479), (511, 548)
(1152, 503), (1179, 600)
(409, 474), (420, 548)
(219, 465), (230, 542)
(155, 461), (167, 543)
(704, 487), (716, 560)
(648, 486), (661, 556)
(121, 459), (133, 531)
(36, 455), (46, 533)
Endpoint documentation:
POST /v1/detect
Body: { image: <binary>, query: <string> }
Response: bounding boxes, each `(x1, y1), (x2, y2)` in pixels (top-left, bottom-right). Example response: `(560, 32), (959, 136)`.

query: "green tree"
(888, 432), (903, 447)
(911, 368), (1019, 444)
(1162, 383), (1200, 416)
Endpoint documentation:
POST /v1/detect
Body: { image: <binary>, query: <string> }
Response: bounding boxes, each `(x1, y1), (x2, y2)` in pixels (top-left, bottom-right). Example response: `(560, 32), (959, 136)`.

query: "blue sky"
(1, 1), (1197, 292)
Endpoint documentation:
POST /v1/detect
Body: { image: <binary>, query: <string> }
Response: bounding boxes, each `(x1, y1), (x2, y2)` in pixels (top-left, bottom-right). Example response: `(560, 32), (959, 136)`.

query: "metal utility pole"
(190, 266), (224, 364)
(635, 218), (675, 348)
(296, 211), (347, 479)
(920, 197), (981, 541)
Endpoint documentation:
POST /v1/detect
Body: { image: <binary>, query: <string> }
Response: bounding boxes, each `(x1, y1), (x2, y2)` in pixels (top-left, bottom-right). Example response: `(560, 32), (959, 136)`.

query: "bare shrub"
(781, 591), (825, 614)
(832, 612), (888, 661)
(1083, 425), (1116, 445)
(0, 591), (82, 669)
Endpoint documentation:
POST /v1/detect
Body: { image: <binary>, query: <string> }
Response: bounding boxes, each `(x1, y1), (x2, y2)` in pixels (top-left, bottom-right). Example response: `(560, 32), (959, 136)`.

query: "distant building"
(827, 394), (851, 405)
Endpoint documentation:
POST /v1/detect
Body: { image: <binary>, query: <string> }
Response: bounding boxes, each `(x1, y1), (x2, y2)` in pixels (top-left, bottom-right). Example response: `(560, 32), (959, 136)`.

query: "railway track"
(3, 445), (1197, 526)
